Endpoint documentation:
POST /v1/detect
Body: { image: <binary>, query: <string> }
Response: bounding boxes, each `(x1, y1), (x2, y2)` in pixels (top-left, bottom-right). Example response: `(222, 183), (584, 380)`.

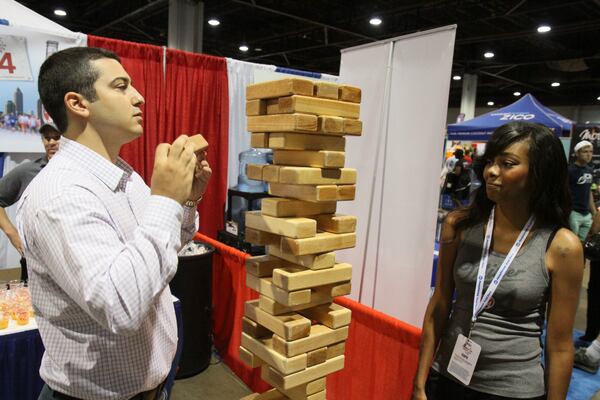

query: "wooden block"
(326, 341), (346, 359)
(340, 85), (361, 103)
(247, 114), (318, 133)
(273, 150), (345, 168)
(306, 391), (326, 400)
(246, 255), (287, 277)
(272, 325), (350, 357)
(262, 198), (336, 218)
(336, 185), (356, 201)
(247, 275), (312, 307)
(343, 118), (362, 135)
(269, 132), (345, 151)
(245, 211), (317, 239)
(272, 263), (352, 291)
(281, 233), (357, 256)
(245, 228), (281, 246)
(246, 164), (266, 181)
(265, 98), (280, 114)
(268, 245), (335, 270)
(278, 167), (356, 185)
(306, 347), (328, 367)
(278, 95), (360, 119)
(242, 316), (272, 339)
(239, 345), (265, 368)
(247, 78), (314, 100)
(245, 300), (311, 340)
(260, 375), (326, 400)
(241, 333), (307, 374)
(311, 214), (357, 233)
(298, 303), (352, 329)
(241, 388), (287, 400)
(261, 355), (345, 390)
(314, 81), (340, 99)
(246, 99), (266, 116)
(259, 294), (332, 316)
(251, 133), (270, 148)
(313, 281), (351, 298)
(269, 183), (337, 202)
(263, 165), (281, 183)
(316, 116), (344, 134)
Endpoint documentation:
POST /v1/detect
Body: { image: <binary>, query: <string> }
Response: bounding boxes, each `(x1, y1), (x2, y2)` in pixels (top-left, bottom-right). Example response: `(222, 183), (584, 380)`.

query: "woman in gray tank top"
(412, 122), (584, 400)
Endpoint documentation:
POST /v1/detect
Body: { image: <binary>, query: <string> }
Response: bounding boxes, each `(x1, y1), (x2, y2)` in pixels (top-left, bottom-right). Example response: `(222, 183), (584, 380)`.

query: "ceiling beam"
(91, 0), (168, 34)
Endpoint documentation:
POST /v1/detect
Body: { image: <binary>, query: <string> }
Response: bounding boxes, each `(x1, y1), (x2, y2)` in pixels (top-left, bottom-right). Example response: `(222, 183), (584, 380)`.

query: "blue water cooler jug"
(237, 148), (269, 192)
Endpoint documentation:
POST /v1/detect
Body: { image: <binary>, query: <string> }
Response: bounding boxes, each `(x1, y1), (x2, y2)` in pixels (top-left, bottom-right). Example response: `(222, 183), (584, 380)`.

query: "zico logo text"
(491, 113), (535, 121)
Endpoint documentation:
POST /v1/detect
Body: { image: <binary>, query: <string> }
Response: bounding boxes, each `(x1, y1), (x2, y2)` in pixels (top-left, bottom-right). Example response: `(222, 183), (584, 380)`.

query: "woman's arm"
(545, 228), (584, 399)
(411, 213), (464, 399)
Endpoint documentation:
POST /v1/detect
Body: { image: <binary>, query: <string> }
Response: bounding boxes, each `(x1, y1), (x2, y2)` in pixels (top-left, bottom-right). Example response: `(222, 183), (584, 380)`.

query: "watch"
(184, 195), (203, 208)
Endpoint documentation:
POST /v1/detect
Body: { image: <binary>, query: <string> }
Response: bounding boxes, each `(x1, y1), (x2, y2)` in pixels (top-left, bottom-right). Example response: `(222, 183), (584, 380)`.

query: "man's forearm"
(0, 207), (17, 236)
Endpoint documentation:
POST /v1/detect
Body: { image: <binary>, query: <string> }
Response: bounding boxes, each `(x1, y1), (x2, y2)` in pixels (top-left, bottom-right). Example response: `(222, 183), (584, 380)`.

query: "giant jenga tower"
(239, 78), (362, 400)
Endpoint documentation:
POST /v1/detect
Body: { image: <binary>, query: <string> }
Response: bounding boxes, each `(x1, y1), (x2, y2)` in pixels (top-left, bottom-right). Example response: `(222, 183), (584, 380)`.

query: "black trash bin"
(169, 241), (215, 379)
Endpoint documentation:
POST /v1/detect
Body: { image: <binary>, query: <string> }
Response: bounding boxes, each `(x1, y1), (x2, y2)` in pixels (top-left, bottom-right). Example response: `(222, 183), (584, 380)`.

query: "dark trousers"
(425, 370), (546, 400)
(585, 261), (600, 339)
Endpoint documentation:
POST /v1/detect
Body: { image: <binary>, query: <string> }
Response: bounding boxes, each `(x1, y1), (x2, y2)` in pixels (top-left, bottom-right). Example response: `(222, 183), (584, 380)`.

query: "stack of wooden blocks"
(239, 78), (361, 400)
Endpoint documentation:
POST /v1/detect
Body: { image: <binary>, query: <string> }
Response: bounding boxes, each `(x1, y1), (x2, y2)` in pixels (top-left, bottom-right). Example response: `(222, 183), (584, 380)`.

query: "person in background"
(568, 140), (596, 242)
(0, 123), (60, 280)
(17, 47), (211, 400)
(412, 122), (582, 400)
(448, 149), (470, 208)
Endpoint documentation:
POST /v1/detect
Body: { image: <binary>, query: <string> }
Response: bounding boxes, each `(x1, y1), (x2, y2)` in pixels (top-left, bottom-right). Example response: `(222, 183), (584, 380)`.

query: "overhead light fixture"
(54, 9), (67, 16)
(255, 48), (263, 52)
(597, 96), (600, 101)
(513, 91), (521, 96)
(369, 17), (382, 26)
(537, 25), (551, 33)
(551, 82), (560, 87)
(239, 45), (249, 52)
(484, 51), (495, 58)
(487, 101), (495, 106)
(452, 75), (462, 81)
(208, 19), (220, 26)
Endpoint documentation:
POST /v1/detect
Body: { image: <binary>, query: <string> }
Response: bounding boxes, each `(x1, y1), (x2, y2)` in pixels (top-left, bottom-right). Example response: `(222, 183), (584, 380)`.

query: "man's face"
(41, 129), (61, 159)
(86, 58), (145, 146)
(577, 146), (593, 164)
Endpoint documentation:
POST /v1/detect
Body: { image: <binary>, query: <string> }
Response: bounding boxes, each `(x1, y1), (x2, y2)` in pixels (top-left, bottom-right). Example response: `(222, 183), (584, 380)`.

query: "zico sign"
(491, 112), (535, 121)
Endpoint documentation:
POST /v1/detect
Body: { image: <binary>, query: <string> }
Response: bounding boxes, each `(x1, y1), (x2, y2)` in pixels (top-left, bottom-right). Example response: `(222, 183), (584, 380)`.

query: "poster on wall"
(569, 124), (600, 171)
(0, 25), (84, 153)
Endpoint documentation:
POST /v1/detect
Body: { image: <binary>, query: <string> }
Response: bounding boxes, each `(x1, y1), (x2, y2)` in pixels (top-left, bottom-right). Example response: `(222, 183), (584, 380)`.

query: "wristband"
(184, 195), (202, 208)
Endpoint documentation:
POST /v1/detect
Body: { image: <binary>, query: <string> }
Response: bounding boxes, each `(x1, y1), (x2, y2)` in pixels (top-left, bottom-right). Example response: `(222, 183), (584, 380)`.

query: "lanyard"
(471, 207), (535, 334)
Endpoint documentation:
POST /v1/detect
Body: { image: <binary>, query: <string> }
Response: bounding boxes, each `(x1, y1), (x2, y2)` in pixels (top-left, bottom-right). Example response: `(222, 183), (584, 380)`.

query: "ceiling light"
(239, 45), (249, 52)
(551, 82), (560, 87)
(513, 91), (521, 96)
(369, 17), (382, 26)
(208, 19), (220, 26)
(597, 96), (600, 101)
(484, 51), (494, 58)
(255, 48), (263, 52)
(54, 9), (67, 16)
(452, 75), (462, 81)
(537, 25), (551, 33)
(487, 101), (495, 106)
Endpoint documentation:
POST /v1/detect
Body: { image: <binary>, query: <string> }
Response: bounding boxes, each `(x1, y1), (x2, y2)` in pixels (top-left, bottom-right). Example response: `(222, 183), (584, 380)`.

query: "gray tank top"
(432, 222), (552, 398)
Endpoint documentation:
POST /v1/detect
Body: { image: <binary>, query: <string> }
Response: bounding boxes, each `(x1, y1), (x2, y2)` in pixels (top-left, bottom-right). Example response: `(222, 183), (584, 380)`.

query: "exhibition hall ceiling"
(17, 0), (600, 107)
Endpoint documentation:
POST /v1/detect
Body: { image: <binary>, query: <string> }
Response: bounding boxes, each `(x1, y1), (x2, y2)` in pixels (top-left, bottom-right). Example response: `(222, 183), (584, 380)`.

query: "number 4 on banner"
(0, 52), (16, 74)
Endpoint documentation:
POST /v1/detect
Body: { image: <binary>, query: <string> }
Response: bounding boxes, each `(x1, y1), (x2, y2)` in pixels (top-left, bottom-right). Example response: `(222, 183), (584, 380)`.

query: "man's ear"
(64, 92), (89, 119)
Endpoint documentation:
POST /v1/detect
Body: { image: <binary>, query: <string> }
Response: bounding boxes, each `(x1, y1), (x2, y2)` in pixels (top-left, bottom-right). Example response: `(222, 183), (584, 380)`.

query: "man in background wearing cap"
(568, 140), (596, 241)
(0, 123), (60, 280)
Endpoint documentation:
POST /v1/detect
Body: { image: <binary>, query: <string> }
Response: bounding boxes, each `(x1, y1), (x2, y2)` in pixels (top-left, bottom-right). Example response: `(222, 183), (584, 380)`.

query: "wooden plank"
(281, 233), (357, 256)
(242, 316), (272, 339)
(273, 150), (345, 168)
(342, 118), (362, 135)
(247, 114), (318, 133)
(278, 167), (356, 185)
(314, 81), (340, 99)
(306, 347), (328, 367)
(239, 345), (265, 368)
(278, 95), (360, 119)
(241, 388), (287, 400)
(272, 263), (352, 291)
(316, 116), (344, 134)
(311, 214), (357, 233)
(245, 211), (317, 239)
(245, 300), (311, 341)
(261, 198), (336, 218)
(263, 165), (281, 183)
(241, 333), (307, 374)
(259, 294), (332, 316)
(299, 303), (352, 329)
(247, 78), (314, 100)
(314, 281), (351, 298)
(247, 275), (312, 307)
(246, 164), (266, 181)
(246, 255), (287, 277)
(261, 355), (345, 390)
(326, 341), (346, 359)
(269, 132), (345, 151)
(246, 99), (266, 116)
(268, 183), (337, 202)
(260, 374), (326, 400)
(336, 185), (356, 201)
(339, 85), (361, 103)
(272, 325), (349, 357)
(267, 245), (335, 270)
(245, 228), (280, 246)
(251, 133), (270, 148)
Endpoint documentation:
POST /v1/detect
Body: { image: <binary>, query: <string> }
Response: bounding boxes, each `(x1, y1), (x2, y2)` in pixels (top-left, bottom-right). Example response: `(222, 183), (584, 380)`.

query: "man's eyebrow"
(110, 77), (131, 85)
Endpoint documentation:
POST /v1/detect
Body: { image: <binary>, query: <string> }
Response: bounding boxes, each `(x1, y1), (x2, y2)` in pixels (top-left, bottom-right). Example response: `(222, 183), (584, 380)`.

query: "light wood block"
(261, 198), (336, 218)
(336, 185), (356, 201)
(263, 165), (281, 183)
(259, 294), (332, 316)
(343, 118), (362, 135)
(314, 81), (340, 99)
(278, 167), (356, 185)
(239, 345), (265, 368)
(298, 303), (352, 329)
(247, 78), (314, 100)
(306, 347), (328, 367)
(306, 391), (326, 400)
(247, 114), (317, 133)
(242, 316), (272, 339)
(245, 211), (317, 239)
(316, 116), (344, 134)
(245, 300), (311, 340)
(251, 133), (270, 148)
(245, 228), (280, 246)
(269, 132), (345, 151)
(241, 388), (287, 400)
(272, 325), (350, 357)
(246, 99), (266, 116)
(247, 275), (312, 307)
(261, 355), (345, 390)
(278, 95), (360, 119)
(326, 341), (346, 359)
(246, 164), (266, 181)
(260, 374), (326, 400)
(268, 183), (337, 202)
(272, 263), (352, 291)
(281, 232), (357, 256)
(273, 150), (345, 168)
(340, 85), (361, 103)
(311, 214), (357, 233)
(241, 333), (307, 374)
(268, 245), (336, 270)
(314, 281), (351, 298)
(246, 255), (287, 277)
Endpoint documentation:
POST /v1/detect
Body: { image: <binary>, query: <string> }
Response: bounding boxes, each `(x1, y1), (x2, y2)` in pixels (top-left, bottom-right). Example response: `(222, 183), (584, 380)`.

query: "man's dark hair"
(38, 47), (121, 133)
